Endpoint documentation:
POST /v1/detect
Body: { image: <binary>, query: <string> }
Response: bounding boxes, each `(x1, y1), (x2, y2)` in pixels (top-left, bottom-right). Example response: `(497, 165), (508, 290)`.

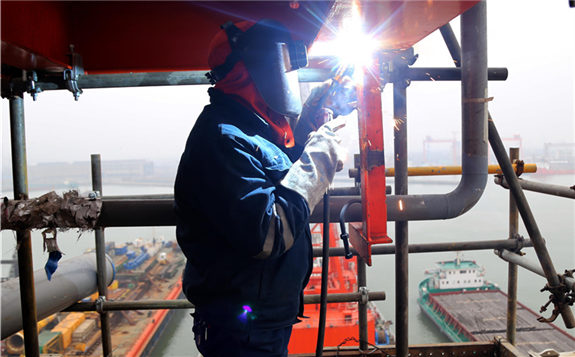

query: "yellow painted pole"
(384, 163), (536, 177)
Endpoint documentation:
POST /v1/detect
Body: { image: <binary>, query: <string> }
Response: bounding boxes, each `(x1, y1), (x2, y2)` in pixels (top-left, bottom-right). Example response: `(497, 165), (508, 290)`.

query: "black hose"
(339, 199), (362, 259)
(315, 192), (330, 357)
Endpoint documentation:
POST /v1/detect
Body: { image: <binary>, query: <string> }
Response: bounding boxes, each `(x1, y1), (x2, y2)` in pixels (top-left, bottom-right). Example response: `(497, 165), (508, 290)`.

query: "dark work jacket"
(175, 88), (313, 331)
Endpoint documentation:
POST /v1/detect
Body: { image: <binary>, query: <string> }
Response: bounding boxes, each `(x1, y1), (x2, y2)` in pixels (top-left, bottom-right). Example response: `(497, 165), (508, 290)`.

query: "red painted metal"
(348, 59), (392, 266)
(2, 1), (479, 74)
(1, 1), (71, 71)
(1, 1), (333, 74)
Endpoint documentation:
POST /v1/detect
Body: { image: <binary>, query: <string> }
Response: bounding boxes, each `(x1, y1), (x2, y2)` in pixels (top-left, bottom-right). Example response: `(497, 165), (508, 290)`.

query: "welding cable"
(315, 192), (330, 357)
(339, 199), (362, 259)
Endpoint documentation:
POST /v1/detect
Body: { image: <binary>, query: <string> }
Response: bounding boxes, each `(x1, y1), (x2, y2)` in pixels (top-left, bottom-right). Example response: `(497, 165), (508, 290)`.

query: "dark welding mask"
(206, 19), (308, 117)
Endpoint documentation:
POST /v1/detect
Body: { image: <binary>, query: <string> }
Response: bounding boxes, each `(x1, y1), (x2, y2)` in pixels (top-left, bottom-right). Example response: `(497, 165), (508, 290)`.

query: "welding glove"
(294, 77), (357, 145)
(281, 117), (347, 212)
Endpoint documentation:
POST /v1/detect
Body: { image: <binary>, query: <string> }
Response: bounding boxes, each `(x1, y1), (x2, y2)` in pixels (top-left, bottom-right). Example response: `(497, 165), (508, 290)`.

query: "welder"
(174, 19), (356, 356)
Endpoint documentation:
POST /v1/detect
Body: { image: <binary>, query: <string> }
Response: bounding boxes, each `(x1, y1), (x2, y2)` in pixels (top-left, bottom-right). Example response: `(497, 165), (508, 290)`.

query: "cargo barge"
(418, 257), (575, 355)
(2, 238), (185, 357)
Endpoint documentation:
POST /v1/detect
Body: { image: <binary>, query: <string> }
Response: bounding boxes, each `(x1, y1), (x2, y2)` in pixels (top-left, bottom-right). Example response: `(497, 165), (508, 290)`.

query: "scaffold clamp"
(64, 44), (84, 101)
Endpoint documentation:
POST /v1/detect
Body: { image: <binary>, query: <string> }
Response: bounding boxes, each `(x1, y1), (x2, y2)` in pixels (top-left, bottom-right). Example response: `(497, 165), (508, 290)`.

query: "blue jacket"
(175, 88), (313, 330)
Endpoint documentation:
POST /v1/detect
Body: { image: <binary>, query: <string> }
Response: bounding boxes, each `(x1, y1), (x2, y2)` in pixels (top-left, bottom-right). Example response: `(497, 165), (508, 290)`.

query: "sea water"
(2, 174), (574, 355)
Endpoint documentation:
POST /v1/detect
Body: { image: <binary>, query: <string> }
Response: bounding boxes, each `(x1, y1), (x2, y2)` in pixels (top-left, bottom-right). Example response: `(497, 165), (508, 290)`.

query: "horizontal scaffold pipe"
(10, 67), (507, 93)
(64, 291), (386, 312)
(315, 238), (533, 258)
(495, 176), (575, 199)
(495, 250), (575, 291)
(407, 67), (507, 81)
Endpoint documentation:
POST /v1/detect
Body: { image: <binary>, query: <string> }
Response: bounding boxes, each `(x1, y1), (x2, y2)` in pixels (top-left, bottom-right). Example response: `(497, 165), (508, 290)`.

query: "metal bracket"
(366, 150), (385, 171)
(537, 280), (571, 323)
(380, 48), (419, 88)
(64, 44), (84, 101)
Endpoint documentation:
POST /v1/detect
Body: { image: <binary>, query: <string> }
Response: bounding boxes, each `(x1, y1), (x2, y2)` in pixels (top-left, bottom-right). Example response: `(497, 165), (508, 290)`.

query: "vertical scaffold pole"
(91, 154), (113, 356)
(394, 78), (409, 357)
(357, 256), (368, 350)
(506, 147), (519, 344)
(10, 94), (40, 357)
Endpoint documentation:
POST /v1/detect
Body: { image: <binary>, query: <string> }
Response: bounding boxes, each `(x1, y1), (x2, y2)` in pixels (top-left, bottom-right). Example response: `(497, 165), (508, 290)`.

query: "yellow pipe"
(384, 163), (536, 177)
(6, 315), (57, 354)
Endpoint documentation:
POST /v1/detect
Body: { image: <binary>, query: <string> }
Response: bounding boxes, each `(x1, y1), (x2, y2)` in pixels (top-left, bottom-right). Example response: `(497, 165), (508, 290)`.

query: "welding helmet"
(206, 19), (308, 117)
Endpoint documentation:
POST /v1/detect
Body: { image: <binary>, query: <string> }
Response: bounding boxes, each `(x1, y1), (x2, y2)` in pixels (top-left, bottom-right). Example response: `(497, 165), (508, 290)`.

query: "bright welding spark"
(398, 199), (404, 211)
(308, 0), (379, 78)
(393, 117), (405, 131)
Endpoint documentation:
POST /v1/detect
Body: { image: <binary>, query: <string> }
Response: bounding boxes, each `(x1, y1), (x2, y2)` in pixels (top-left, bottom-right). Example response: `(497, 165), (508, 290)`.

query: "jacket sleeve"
(189, 122), (310, 259)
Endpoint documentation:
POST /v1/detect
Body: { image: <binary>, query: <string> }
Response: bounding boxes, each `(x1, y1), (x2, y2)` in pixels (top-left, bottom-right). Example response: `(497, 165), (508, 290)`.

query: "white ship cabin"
(432, 258), (485, 290)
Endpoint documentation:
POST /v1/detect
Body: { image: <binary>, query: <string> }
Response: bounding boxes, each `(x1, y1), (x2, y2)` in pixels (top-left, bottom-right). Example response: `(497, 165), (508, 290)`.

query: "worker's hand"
(281, 117), (347, 211)
(294, 77), (357, 145)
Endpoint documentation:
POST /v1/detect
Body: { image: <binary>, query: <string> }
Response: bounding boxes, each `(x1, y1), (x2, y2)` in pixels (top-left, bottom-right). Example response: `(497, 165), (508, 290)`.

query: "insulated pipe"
(9, 95), (39, 357)
(1, 253), (115, 339)
(383, 1), (489, 221)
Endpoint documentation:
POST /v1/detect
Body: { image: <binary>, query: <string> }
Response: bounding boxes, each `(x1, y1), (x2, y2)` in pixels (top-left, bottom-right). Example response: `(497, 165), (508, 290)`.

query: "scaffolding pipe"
(495, 176), (575, 199)
(406, 67), (507, 81)
(440, 19), (575, 329)
(9, 66), (506, 94)
(9, 95), (39, 357)
(91, 154), (113, 357)
(65, 291), (387, 312)
(489, 112), (575, 329)
(357, 256), (368, 351)
(312, 238), (533, 258)
(394, 76), (409, 357)
(506, 148), (519, 345)
(316, 194), (330, 357)
(496, 250), (575, 291)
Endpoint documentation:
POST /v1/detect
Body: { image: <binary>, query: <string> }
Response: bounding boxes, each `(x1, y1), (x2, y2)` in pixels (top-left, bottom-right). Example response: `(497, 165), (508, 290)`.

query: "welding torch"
(318, 64), (356, 120)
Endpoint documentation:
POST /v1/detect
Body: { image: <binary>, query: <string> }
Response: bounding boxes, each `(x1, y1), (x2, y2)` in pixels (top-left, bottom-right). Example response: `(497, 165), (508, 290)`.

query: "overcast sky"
(2, 1), (574, 169)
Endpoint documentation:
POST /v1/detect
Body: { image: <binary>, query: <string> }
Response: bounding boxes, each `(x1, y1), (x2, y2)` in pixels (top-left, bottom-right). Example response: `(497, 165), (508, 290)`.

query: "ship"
(418, 256), (575, 355)
(288, 224), (393, 353)
(2, 238), (185, 357)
